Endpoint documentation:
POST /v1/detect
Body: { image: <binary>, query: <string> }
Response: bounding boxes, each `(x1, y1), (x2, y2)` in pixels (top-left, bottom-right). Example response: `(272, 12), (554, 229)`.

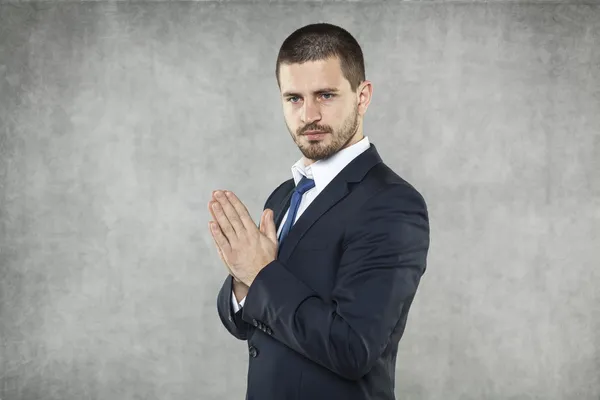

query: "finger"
(223, 191), (256, 232)
(209, 220), (232, 256)
(208, 200), (227, 231)
(208, 190), (237, 238)
(213, 191), (246, 237)
(265, 209), (278, 243)
(211, 226), (243, 283)
(208, 200), (219, 223)
(210, 222), (227, 262)
(259, 210), (265, 234)
(209, 197), (238, 240)
(210, 223), (240, 279)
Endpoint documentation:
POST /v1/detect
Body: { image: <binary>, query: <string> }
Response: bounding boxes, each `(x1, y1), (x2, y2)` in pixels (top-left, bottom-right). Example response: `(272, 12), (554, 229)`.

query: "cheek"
(284, 107), (297, 120)
(329, 102), (348, 116)
(326, 109), (345, 128)
(287, 111), (304, 127)
(283, 115), (298, 132)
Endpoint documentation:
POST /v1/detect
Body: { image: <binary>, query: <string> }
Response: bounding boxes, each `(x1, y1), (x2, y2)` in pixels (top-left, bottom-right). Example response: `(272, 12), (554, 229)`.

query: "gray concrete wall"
(1, 1), (599, 399)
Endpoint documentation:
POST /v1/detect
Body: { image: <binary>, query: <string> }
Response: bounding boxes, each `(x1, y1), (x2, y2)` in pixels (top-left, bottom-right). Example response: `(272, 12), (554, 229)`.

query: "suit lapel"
(273, 143), (383, 262)
(273, 184), (294, 232)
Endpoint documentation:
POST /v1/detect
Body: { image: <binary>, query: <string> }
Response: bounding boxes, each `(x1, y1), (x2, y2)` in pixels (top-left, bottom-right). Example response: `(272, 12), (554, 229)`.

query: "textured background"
(1, 1), (599, 399)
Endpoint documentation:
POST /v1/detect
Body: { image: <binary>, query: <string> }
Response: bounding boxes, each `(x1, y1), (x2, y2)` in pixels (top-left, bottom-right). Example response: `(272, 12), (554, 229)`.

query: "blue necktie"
(278, 176), (315, 246)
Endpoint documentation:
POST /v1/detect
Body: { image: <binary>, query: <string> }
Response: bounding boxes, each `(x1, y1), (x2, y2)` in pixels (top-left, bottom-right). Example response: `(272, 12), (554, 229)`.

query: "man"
(208, 23), (430, 400)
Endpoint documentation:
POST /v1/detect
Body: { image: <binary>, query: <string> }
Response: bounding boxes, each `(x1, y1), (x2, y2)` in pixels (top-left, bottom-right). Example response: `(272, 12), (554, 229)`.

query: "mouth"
(302, 131), (329, 140)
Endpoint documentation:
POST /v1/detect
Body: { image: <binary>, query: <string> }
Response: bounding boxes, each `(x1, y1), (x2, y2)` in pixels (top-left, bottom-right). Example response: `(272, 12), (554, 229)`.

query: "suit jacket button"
(252, 319), (258, 327)
(249, 346), (258, 358)
(266, 327), (272, 335)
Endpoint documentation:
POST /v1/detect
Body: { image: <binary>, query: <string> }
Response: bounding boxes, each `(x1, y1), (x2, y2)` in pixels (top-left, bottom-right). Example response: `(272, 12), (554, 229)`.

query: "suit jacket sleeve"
(240, 184), (430, 380)
(216, 274), (250, 340)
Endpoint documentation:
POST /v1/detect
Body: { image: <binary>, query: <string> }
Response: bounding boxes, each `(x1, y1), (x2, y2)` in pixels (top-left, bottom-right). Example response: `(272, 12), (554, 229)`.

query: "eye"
(287, 96), (300, 103)
(321, 93), (334, 99)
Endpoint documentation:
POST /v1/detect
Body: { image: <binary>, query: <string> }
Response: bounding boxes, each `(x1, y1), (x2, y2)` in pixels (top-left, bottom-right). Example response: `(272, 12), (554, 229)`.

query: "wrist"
(232, 279), (249, 302)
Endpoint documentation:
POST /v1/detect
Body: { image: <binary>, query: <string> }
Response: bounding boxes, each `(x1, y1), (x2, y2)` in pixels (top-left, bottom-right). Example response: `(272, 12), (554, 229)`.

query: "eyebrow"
(282, 88), (340, 97)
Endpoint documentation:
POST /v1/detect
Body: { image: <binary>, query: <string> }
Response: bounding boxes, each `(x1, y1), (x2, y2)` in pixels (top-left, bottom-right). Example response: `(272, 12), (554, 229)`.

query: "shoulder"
(359, 162), (428, 215)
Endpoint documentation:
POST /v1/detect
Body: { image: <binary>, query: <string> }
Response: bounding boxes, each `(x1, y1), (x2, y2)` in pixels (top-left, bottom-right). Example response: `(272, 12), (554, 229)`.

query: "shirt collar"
(290, 136), (370, 192)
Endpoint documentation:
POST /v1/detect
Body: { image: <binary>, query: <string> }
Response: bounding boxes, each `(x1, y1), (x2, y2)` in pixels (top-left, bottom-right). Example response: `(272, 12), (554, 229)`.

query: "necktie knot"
(295, 176), (315, 195)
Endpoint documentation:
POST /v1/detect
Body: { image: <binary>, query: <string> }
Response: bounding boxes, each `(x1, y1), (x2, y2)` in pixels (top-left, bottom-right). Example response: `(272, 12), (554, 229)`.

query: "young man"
(209, 22), (430, 400)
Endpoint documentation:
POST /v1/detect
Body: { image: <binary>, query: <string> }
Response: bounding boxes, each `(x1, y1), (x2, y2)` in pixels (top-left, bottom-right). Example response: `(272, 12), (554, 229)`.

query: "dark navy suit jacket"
(217, 143), (430, 400)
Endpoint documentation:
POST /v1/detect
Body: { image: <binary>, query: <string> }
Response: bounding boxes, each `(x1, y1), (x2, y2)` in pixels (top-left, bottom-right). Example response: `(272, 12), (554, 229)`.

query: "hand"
(208, 197), (242, 284)
(208, 190), (278, 287)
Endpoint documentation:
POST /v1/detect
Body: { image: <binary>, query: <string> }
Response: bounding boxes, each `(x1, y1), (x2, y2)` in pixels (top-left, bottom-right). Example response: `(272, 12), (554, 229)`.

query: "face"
(278, 56), (372, 165)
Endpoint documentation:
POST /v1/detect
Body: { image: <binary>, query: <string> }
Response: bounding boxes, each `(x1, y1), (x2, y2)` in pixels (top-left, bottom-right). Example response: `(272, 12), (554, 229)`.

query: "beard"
(288, 102), (360, 162)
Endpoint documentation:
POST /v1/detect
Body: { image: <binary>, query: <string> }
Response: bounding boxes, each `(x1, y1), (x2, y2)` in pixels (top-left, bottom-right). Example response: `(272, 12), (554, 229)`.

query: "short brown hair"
(275, 23), (366, 93)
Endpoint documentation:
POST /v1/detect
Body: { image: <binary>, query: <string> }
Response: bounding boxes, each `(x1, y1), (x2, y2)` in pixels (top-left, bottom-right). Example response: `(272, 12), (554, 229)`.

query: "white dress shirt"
(231, 135), (371, 313)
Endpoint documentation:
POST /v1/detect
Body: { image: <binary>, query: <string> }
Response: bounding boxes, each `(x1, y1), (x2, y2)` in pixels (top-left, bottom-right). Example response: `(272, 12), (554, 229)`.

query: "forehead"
(279, 57), (349, 95)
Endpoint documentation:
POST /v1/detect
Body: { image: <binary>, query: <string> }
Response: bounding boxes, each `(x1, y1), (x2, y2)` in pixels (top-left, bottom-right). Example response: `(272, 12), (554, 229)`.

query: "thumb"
(262, 209), (277, 243)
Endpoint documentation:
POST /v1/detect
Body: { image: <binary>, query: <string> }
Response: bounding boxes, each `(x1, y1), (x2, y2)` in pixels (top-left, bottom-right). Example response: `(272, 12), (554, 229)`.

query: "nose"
(301, 99), (321, 125)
